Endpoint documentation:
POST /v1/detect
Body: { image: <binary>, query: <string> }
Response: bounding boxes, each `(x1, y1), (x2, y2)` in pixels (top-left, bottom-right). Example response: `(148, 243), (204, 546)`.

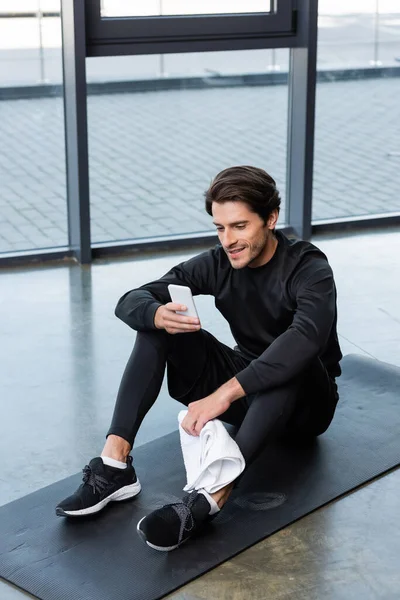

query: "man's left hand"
(181, 393), (231, 436)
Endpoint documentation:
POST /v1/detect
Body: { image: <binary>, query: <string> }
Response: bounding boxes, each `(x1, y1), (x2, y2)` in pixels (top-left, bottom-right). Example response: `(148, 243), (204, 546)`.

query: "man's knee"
(135, 329), (168, 348)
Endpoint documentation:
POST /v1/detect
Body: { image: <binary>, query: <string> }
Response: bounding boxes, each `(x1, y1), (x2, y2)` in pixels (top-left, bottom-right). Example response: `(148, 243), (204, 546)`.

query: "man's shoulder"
(277, 231), (332, 285)
(278, 230), (329, 264)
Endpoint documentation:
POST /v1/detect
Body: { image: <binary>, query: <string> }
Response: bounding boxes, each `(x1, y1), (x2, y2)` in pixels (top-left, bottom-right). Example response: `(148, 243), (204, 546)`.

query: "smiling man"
(56, 166), (342, 551)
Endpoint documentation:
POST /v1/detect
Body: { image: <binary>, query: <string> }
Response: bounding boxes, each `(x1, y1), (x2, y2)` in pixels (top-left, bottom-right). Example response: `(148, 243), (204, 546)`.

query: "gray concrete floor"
(1, 226), (400, 598)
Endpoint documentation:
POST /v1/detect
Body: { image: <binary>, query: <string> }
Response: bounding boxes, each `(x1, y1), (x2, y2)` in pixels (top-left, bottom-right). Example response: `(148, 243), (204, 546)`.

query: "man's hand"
(181, 377), (245, 436)
(154, 303), (200, 334)
(181, 394), (231, 436)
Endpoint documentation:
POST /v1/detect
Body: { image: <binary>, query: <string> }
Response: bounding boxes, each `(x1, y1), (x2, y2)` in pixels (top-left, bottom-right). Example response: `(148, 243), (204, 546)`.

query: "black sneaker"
(137, 491), (213, 551)
(55, 456), (141, 517)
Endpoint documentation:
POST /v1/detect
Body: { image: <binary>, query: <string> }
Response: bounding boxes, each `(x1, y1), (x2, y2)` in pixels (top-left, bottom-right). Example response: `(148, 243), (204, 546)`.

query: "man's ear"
(267, 209), (279, 230)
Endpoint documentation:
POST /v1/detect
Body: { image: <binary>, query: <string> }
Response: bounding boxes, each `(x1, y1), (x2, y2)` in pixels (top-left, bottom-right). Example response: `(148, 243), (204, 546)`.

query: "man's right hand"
(154, 303), (201, 335)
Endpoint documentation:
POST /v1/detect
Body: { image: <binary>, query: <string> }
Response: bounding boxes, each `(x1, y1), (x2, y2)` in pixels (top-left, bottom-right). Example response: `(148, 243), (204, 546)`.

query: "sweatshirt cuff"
(235, 364), (266, 396)
(144, 301), (163, 329)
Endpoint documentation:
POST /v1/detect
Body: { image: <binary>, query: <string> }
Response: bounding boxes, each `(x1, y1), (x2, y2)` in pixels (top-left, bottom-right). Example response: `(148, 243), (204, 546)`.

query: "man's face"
(212, 201), (278, 269)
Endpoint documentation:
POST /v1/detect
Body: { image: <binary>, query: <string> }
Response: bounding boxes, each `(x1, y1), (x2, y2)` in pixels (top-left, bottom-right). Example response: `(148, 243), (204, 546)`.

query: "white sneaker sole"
(56, 479), (142, 517)
(136, 516), (181, 552)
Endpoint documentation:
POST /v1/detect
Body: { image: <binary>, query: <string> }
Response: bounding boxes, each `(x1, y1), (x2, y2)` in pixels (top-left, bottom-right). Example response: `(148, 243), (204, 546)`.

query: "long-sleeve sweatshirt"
(115, 230), (342, 396)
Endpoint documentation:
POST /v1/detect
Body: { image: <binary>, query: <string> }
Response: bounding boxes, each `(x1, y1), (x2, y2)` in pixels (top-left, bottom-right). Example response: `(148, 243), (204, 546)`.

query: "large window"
(0, 1), (67, 255)
(88, 49), (289, 244)
(313, 0), (400, 222)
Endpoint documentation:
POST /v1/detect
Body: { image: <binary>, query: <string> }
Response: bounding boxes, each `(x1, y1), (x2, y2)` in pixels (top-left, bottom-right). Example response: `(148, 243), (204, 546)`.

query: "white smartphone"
(167, 284), (199, 319)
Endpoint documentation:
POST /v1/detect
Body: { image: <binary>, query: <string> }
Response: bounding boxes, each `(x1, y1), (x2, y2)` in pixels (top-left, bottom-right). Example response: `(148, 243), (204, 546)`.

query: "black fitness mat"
(1, 354), (400, 600)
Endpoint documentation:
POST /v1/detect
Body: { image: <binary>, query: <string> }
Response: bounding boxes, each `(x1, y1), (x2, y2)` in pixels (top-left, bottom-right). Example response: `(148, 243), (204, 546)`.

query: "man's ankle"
(210, 481), (235, 509)
(101, 434), (131, 462)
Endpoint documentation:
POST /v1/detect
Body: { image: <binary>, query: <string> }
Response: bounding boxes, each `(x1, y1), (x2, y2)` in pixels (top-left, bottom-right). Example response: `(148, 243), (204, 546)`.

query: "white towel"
(178, 410), (246, 494)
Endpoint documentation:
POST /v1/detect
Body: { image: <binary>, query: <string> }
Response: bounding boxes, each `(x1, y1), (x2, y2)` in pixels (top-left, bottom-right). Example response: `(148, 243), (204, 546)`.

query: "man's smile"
(227, 246), (246, 258)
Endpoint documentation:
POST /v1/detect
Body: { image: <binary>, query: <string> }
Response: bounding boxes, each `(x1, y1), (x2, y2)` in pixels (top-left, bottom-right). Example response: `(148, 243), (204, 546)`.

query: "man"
(56, 166), (342, 552)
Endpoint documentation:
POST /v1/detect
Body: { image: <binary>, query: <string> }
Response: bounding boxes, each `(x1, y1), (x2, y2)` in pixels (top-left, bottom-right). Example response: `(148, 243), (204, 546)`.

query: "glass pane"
(0, 1), (68, 255)
(87, 49), (289, 244)
(101, 1), (271, 18)
(317, 0), (400, 70)
(313, 1), (400, 221)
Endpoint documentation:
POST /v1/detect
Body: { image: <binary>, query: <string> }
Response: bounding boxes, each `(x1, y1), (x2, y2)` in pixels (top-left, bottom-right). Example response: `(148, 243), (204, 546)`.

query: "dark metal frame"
(56, 0), (319, 265)
(286, 0), (317, 241)
(85, 1), (297, 56)
(61, 0), (92, 264)
(312, 213), (400, 236)
(0, 247), (74, 268)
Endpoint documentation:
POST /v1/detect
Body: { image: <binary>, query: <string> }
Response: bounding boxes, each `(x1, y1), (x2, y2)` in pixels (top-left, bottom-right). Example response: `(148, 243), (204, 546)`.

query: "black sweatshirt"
(115, 230), (342, 395)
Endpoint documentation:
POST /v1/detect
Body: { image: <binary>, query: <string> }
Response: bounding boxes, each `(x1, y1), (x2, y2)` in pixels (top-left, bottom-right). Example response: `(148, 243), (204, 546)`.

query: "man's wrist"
(217, 377), (245, 405)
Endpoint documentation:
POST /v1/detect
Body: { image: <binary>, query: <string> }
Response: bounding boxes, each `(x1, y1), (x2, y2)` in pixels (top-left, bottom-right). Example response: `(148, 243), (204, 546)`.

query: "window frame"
(85, 0), (298, 57)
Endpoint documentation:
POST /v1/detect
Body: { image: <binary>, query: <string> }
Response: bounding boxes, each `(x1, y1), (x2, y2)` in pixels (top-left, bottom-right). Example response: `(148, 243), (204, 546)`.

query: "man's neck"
(249, 232), (278, 268)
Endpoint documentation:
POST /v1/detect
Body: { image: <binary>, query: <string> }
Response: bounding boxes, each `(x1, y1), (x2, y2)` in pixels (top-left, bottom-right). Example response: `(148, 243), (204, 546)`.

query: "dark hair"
(205, 166), (281, 223)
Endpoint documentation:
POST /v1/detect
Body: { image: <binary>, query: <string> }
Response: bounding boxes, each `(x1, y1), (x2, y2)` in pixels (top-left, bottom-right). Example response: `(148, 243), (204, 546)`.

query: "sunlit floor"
(1, 226), (400, 599)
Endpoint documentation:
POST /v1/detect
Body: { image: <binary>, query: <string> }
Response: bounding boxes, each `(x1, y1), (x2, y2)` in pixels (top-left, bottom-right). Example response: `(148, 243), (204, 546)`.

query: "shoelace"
(82, 465), (109, 495)
(170, 493), (198, 545)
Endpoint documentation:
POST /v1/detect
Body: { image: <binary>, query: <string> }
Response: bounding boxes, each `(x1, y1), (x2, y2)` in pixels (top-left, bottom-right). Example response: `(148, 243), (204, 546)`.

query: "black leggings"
(108, 329), (339, 466)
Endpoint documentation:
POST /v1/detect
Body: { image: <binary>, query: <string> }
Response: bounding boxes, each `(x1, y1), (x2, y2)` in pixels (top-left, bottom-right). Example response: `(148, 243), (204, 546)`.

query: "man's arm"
(182, 259), (337, 435)
(235, 258), (337, 396)
(114, 249), (217, 331)
(181, 377), (245, 436)
(181, 256), (338, 436)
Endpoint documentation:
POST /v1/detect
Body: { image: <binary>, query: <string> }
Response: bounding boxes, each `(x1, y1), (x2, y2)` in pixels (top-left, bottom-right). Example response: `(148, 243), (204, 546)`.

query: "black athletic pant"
(108, 329), (339, 466)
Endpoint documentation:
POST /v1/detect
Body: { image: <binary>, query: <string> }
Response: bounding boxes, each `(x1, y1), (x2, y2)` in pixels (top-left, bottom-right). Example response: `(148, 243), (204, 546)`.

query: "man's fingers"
(183, 413), (205, 436)
(194, 419), (206, 435)
(166, 302), (187, 311)
(190, 423), (199, 436)
(158, 304), (200, 334)
(165, 304), (200, 322)
(166, 313), (200, 325)
(164, 314), (200, 328)
(165, 320), (200, 330)
(165, 321), (201, 334)
(166, 303), (198, 319)
(166, 326), (200, 335)
(181, 420), (199, 436)
(184, 425), (197, 436)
